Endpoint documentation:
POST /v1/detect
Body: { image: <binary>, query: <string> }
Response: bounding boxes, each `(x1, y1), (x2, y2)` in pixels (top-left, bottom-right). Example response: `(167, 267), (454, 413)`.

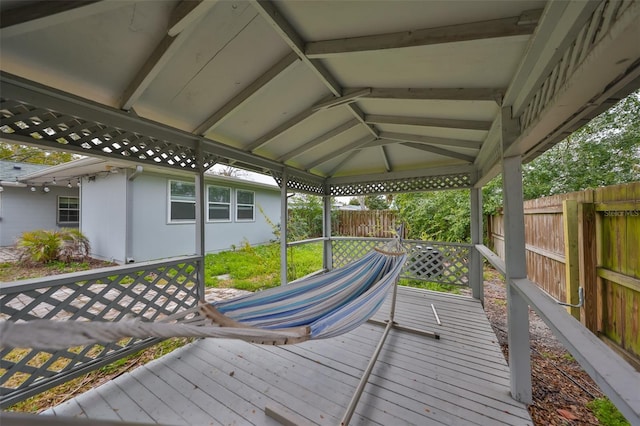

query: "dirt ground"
(483, 269), (605, 425)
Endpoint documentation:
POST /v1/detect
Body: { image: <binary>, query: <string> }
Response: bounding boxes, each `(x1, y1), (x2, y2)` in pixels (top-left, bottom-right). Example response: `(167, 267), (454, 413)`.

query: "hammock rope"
(0, 245), (406, 350)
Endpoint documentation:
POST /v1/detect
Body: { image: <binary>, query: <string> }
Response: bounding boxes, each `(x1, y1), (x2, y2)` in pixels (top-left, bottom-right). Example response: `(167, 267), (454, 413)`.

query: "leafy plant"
(16, 229), (90, 264)
(587, 398), (629, 426)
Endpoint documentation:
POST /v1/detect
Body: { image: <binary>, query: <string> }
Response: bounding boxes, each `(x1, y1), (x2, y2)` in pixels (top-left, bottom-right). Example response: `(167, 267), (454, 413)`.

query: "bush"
(17, 229), (90, 264)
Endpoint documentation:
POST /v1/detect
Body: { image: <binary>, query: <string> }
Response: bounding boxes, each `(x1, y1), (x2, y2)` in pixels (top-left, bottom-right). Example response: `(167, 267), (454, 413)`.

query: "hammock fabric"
(0, 247), (406, 349)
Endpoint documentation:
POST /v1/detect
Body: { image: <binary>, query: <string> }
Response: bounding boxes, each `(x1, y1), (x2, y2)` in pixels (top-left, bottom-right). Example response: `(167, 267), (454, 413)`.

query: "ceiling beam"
(0, 1), (123, 37)
(250, 0), (378, 138)
(120, 0), (219, 111)
(366, 114), (492, 131)
(312, 88), (372, 111)
(305, 9), (542, 58)
(380, 131), (482, 149)
(402, 142), (475, 163)
(195, 52), (299, 135)
(380, 146), (392, 172)
(245, 103), (324, 153)
(168, 0), (217, 37)
(277, 119), (360, 162)
(327, 150), (360, 177)
(351, 87), (504, 102)
(305, 135), (376, 171)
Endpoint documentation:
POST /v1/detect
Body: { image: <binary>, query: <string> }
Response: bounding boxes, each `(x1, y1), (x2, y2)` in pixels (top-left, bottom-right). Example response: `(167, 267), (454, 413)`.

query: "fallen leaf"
(557, 408), (578, 420)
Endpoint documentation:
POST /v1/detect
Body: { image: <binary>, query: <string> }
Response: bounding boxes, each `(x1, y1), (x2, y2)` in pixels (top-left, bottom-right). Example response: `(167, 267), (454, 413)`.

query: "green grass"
(399, 278), (461, 294)
(587, 398), (629, 426)
(204, 242), (323, 292)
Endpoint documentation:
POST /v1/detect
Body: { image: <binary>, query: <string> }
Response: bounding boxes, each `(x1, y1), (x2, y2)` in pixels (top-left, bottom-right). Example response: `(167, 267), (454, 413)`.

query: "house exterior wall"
(126, 173), (280, 262)
(0, 186), (79, 246)
(80, 173), (128, 263)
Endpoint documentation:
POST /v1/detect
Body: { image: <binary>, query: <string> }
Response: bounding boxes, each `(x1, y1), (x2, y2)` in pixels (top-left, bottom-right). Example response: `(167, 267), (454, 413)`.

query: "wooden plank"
(265, 404), (308, 426)
(597, 268), (640, 293)
(563, 200), (580, 319)
(578, 202), (598, 332)
(74, 390), (122, 422)
(94, 381), (155, 423)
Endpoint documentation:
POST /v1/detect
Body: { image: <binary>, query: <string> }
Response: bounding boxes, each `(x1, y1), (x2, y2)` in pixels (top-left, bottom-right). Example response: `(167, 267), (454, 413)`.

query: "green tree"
(0, 143), (75, 165)
(364, 194), (389, 210)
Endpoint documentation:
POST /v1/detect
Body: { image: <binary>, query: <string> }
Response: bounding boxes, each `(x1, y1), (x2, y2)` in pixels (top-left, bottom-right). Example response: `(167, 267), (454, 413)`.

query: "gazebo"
(1, 1), (639, 424)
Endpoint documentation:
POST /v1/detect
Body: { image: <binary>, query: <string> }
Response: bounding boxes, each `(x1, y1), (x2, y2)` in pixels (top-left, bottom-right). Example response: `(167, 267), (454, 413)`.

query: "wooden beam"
(305, 10), (542, 58)
(379, 131), (482, 149)
(380, 146), (392, 172)
(326, 150), (359, 177)
(250, 1), (378, 138)
(401, 142), (475, 163)
(277, 119), (360, 162)
(305, 135), (376, 171)
(245, 105), (321, 153)
(168, 0), (217, 37)
(312, 88), (371, 111)
(355, 87), (504, 102)
(0, 1), (122, 37)
(195, 52), (299, 135)
(366, 114), (492, 131)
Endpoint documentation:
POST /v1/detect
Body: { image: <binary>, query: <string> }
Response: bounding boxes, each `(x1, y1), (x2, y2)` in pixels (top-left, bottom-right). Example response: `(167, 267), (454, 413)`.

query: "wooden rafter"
(305, 136), (376, 171)
(401, 142), (475, 162)
(380, 131), (482, 149)
(305, 10), (542, 58)
(250, 0), (378, 138)
(120, 1), (219, 110)
(327, 150), (360, 177)
(351, 87), (504, 102)
(366, 114), (492, 131)
(0, 1), (118, 37)
(380, 146), (392, 172)
(245, 105), (321, 153)
(277, 119), (360, 162)
(196, 52), (299, 135)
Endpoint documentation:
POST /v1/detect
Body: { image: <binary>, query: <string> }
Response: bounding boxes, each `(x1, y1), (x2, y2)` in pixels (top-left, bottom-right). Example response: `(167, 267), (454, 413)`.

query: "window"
(236, 189), (254, 221)
(208, 185), (231, 221)
(58, 196), (79, 224)
(169, 180), (195, 222)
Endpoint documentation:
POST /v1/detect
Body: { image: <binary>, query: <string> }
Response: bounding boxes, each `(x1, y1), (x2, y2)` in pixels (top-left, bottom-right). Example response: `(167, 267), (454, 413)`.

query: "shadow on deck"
(41, 287), (531, 425)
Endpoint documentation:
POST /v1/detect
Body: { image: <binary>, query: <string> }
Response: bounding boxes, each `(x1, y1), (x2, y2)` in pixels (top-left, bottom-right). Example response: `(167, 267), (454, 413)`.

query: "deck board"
(44, 287), (532, 425)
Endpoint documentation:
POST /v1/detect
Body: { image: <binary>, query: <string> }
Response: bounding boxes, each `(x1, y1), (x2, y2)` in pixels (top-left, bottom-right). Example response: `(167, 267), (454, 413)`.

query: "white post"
(323, 194), (333, 271)
(469, 186), (483, 303)
(280, 170), (288, 285)
(195, 144), (206, 298)
(501, 106), (532, 404)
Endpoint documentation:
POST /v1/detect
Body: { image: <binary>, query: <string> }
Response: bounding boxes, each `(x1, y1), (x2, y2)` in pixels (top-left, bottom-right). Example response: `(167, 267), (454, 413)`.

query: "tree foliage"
(0, 143), (75, 165)
(364, 195), (390, 210)
(395, 91), (639, 242)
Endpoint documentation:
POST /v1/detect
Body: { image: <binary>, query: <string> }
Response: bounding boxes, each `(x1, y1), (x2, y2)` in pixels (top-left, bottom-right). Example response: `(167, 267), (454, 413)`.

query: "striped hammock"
(0, 247), (407, 349)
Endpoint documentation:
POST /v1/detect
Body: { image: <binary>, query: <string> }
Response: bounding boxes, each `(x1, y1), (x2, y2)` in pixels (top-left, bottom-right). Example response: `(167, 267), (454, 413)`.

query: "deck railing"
(0, 255), (202, 408)
(331, 237), (471, 287)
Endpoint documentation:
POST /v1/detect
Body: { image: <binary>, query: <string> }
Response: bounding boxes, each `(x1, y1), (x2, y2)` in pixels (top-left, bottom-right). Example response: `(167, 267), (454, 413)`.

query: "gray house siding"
(80, 173), (128, 263)
(79, 171), (280, 263)
(0, 186), (79, 247)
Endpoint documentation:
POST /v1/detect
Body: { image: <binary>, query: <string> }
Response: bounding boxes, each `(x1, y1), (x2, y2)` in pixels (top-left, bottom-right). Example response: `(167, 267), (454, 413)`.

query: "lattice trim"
(0, 259), (200, 406)
(272, 171), (325, 195)
(330, 173), (471, 196)
(0, 100), (218, 170)
(332, 238), (470, 286)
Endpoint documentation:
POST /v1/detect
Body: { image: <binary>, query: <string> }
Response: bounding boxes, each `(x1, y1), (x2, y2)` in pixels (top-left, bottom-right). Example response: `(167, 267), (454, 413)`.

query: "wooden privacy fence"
(489, 182), (640, 364)
(333, 210), (401, 238)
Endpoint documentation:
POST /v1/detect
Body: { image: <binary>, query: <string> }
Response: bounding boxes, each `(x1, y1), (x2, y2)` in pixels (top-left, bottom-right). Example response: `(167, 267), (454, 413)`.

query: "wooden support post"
(501, 106), (532, 404)
(280, 170), (288, 286)
(578, 202), (597, 331)
(563, 200), (580, 319)
(195, 142), (206, 298)
(470, 187), (484, 303)
(323, 194), (333, 271)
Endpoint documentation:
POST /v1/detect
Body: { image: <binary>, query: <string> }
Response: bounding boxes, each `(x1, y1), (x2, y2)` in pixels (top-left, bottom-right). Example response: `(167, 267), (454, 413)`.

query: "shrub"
(16, 229), (90, 264)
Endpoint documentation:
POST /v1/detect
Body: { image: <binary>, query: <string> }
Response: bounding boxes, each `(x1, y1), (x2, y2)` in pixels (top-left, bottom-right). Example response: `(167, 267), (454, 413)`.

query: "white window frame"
(57, 196), (80, 225)
(235, 189), (255, 222)
(207, 185), (231, 222)
(168, 180), (196, 223)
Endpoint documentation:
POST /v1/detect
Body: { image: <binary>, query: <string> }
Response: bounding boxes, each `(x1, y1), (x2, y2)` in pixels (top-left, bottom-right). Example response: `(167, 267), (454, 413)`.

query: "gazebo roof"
(1, 1), (639, 195)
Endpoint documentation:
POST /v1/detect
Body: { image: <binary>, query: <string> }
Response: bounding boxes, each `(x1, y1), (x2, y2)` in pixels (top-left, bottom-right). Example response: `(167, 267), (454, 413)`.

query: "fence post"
(563, 200), (580, 319)
(578, 201), (597, 331)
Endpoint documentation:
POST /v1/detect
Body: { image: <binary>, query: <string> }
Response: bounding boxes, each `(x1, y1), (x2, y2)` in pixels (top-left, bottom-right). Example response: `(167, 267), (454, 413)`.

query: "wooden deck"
(43, 287), (532, 425)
